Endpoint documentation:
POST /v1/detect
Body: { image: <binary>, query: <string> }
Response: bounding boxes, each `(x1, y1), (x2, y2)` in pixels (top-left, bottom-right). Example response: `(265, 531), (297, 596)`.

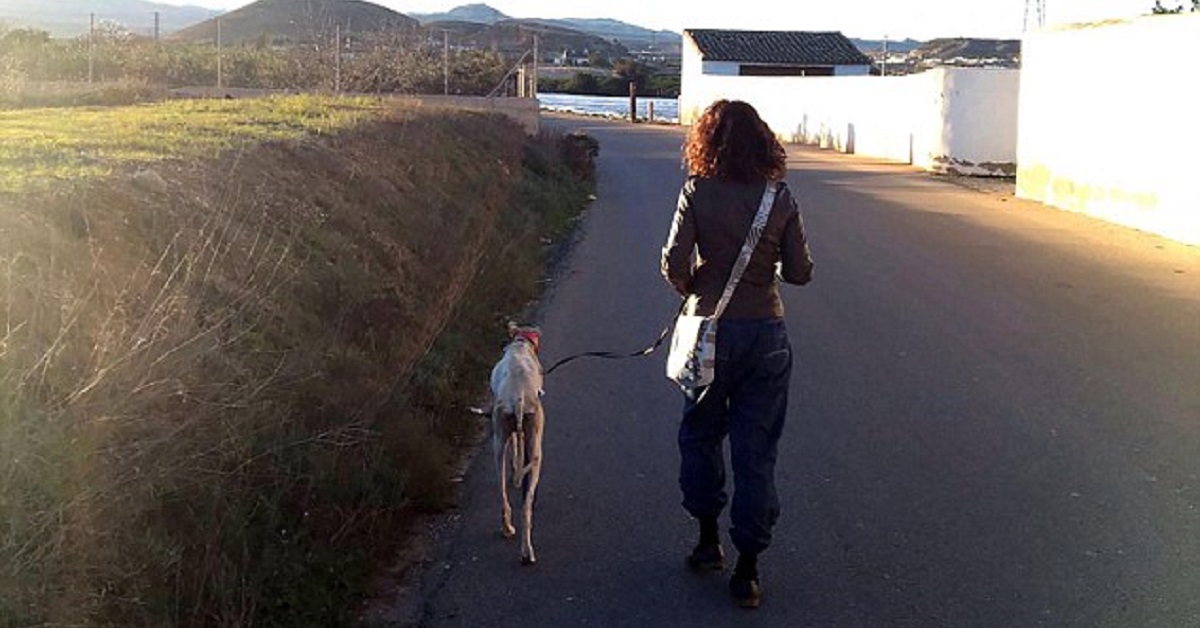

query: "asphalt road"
(405, 114), (1200, 628)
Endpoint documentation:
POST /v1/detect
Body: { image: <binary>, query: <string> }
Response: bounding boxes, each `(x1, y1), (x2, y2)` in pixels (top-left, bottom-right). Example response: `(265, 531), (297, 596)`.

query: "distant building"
(680, 29), (874, 124)
(683, 29), (872, 78)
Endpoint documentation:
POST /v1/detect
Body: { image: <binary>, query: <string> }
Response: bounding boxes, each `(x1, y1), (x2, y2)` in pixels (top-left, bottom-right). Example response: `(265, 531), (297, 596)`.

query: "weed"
(0, 98), (595, 626)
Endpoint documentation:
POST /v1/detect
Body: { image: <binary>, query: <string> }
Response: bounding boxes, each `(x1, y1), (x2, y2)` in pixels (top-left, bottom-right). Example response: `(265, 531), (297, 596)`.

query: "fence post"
(629, 81), (637, 123)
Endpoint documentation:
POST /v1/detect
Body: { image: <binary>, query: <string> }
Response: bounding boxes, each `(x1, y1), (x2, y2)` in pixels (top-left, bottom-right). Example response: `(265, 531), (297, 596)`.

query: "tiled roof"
(686, 29), (873, 67)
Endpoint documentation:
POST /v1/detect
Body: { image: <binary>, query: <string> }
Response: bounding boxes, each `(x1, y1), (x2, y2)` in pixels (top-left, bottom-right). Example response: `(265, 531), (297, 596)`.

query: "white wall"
(680, 67), (1020, 176)
(680, 35), (705, 122)
(938, 69), (1022, 174)
(1017, 14), (1200, 245)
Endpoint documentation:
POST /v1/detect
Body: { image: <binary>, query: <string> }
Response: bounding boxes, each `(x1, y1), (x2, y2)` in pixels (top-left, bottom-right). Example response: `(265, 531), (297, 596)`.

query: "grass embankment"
(0, 80), (171, 111)
(0, 96), (387, 191)
(0, 95), (595, 626)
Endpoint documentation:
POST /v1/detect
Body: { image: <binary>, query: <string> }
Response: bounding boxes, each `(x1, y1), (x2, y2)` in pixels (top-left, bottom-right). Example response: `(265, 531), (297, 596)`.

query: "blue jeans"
(678, 318), (792, 556)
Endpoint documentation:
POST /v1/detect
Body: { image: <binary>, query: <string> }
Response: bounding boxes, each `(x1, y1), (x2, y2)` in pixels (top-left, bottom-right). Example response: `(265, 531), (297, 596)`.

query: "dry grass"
(0, 97), (594, 626)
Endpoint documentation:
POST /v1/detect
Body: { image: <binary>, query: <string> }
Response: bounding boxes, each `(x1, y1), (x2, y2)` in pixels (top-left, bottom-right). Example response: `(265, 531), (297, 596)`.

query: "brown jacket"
(661, 177), (814, 319)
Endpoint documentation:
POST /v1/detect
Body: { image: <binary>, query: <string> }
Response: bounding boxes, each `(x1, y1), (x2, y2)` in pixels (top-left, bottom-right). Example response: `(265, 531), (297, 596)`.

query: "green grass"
(0, 95), (387, 193)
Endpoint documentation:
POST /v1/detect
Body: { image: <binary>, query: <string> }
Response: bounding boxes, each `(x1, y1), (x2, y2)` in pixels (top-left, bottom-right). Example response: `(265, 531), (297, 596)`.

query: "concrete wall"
(680, 67), (1020, 176)
(1016, 14), (1199, 245)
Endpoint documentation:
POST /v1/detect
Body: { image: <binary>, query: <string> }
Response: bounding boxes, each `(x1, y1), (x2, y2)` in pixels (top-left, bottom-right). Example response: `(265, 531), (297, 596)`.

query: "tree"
(566, 71), (600, 94)
(1, 28), (50, 51)
(586, 51), (609, 68)
(611, 57), (649, 88)
(1152, 0), (1199, 12)
(90, 20), (135, 45)
(1, 28), (52, 84)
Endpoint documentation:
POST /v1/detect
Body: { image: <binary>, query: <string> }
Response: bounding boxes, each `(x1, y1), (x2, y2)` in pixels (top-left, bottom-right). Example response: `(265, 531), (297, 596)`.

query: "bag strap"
(710, 181), (779, 319)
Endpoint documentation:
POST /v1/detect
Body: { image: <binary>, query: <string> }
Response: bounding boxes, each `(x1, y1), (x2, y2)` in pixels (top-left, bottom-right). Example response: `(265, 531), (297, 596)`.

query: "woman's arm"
(778, 186), (815, 286)
(661, 181), (697, 296)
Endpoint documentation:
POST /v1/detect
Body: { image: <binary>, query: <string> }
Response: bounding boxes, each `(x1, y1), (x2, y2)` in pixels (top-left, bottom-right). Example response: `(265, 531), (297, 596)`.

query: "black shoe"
(729, 573), (762, 609)
(686, 543), (725, 571)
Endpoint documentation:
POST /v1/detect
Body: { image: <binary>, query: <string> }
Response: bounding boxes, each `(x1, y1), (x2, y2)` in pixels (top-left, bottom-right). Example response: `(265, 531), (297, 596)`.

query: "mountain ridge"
(170, 0), (418, 46)
(0, 0), (219, 37)
(412, 3), (681, 52)
(428, 18), (630, 60)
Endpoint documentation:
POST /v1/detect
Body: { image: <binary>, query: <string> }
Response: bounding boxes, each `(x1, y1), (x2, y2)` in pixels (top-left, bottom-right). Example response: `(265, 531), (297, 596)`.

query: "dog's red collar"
(513, 330), (541, 352)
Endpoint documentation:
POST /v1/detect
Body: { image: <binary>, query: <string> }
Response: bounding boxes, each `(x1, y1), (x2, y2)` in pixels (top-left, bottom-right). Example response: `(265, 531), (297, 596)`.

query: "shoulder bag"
(666, 181), (779, 389)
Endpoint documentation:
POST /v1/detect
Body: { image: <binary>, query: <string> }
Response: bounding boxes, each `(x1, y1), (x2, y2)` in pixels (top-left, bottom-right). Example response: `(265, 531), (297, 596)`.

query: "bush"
(538, 71), (679, 98)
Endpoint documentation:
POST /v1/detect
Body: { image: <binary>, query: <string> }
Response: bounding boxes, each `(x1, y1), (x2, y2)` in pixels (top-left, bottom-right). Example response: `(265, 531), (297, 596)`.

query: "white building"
(681, 29), (873, 124)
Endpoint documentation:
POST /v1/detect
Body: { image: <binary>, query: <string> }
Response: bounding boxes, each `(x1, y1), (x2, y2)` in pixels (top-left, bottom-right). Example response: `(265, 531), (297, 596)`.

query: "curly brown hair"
(684, 100), (787, 182)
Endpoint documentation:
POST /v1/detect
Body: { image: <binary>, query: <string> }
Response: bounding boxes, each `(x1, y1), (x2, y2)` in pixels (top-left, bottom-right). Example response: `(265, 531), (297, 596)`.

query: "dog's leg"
(493, 413), (516, 539)
(520, 405), (545, 565)
(511, 400), (525, 489)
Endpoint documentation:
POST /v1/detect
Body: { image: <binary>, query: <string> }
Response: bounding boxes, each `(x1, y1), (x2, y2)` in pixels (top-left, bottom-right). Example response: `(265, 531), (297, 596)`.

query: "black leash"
(542, 300), (685, 376)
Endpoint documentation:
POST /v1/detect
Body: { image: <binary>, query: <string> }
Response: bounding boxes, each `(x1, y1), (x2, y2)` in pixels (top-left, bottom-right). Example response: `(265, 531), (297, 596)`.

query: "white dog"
(489, 323), (545, 565)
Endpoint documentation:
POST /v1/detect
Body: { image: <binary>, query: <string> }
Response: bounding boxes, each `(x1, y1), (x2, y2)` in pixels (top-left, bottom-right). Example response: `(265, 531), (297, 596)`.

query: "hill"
(538, 18), (680, 53)
(415, 3), (507, 24)
(852, 38), (923, 55)
(0, 0), (218, 38)
(170, 0), (417, 46)
(415, 3), (679, 54)
(911, 38), (1021, 67)
(431, 19), (630, 61)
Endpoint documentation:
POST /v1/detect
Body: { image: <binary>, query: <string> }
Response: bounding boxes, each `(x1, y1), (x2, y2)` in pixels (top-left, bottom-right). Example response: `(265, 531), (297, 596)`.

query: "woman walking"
(660, 99), (814, 608)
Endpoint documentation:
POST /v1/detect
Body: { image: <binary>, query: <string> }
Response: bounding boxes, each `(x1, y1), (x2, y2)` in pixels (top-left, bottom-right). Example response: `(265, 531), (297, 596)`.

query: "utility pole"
(154, 11), (160, 42)
(532, 33), (539, 98)
(335, 23), (342, 93)
(882, 35), (888, 76)
(443, 30), (449, 96)
(88, 13), (95, 83)
(216, 17), (223, 89)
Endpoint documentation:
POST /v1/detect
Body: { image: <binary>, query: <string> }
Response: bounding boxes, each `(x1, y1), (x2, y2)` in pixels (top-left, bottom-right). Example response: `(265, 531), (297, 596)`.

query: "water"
(538, 93), (680, 124)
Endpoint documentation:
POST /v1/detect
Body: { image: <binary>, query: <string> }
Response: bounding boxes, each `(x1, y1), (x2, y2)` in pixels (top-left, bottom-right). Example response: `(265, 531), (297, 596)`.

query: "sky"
(146, 0), (1161, 40)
